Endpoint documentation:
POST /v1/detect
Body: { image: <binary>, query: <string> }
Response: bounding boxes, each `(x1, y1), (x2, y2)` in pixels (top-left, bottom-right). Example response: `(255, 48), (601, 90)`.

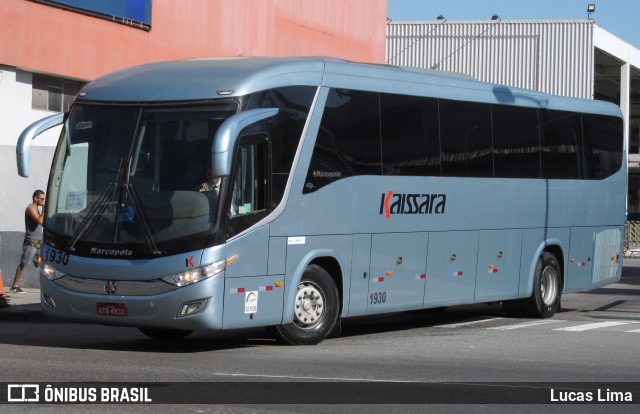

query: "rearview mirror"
(211, 108), (278, 177)
(16, 113), (65, 177)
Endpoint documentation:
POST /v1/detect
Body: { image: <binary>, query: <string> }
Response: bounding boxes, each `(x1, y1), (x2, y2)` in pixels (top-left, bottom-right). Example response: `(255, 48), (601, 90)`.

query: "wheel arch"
(308, 256), (344, 316)
(543, 244), (565, 292)
(282, 249), (345, 323)
(524, 239), (566, 297)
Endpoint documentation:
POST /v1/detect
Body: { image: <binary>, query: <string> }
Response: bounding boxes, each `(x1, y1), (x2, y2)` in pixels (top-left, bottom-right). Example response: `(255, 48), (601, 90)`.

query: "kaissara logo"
(379, 191), (446, 219)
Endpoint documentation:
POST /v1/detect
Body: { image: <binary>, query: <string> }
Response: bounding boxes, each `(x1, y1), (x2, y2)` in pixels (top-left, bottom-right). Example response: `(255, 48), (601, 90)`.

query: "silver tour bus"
(17, 57), (625, 344)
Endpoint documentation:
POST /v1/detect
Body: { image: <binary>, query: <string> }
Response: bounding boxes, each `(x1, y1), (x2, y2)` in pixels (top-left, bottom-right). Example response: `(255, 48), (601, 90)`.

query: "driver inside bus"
(193, 168), (221, 196)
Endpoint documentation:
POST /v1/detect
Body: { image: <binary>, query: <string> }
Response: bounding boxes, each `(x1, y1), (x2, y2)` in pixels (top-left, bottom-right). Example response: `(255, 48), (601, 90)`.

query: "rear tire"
(138, 327), (193, 339)
(521, 252), (562, 318)
(272, 265), (339, 345)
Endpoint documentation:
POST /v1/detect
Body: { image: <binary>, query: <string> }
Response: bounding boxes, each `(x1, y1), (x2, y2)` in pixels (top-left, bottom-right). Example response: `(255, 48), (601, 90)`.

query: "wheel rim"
(540, 265), (558, 306)
(293, 281), (325, 329)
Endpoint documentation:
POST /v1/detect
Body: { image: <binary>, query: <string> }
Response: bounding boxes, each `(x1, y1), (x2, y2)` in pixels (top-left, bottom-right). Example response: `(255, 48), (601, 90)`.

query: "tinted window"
(440, 100), (493, 177)
(380, 94), (441, 176)
(304, 90), (616, 187)
(304, 89), (381, 193)
(542, 110), (582, 179)
(243, 86), (316, 205)
(492, 105), (541, 178)
(582, 114), (623, 179)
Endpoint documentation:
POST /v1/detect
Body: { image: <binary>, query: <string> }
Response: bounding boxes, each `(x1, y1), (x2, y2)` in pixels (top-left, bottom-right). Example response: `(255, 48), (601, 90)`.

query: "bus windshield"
(46, 103), (237, 256)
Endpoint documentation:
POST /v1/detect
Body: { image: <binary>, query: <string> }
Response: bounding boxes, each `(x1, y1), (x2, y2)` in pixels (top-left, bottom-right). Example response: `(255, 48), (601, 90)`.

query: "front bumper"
(40, 272), (225, 330)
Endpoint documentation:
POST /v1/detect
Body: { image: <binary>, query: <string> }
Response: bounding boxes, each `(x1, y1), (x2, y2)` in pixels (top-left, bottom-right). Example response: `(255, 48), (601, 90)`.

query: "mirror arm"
(212, 108), (278, 177)
(17, 113), (65, 177)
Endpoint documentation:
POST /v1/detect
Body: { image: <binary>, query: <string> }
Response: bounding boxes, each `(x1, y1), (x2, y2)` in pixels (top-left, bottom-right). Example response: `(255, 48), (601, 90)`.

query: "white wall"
(0, 66), (62, 147)
(0, 65), (60, 233)
(593, 27), (640, 169)
(594, 26), (640, 69)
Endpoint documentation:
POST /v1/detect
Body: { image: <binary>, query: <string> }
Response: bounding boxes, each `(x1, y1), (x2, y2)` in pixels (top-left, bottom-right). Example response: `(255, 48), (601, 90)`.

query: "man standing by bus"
(10, 190), (45, 293)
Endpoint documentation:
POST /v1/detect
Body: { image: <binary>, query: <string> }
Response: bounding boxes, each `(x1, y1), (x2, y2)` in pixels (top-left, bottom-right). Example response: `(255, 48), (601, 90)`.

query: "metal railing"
(624, 221), (640, 258)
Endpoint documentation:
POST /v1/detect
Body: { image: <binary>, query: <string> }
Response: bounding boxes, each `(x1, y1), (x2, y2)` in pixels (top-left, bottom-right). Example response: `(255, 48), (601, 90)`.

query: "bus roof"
(77, 56), (621, 117)
(79, 57), (325, 103)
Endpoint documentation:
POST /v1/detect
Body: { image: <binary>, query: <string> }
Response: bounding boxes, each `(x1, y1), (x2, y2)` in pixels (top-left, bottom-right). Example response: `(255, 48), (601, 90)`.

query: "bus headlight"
(42, 263), (67, 281)
(161, 259), (226, 287)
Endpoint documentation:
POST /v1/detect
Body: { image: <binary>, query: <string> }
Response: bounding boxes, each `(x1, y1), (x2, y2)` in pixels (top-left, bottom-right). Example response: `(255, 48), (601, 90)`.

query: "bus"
(17, 57), (625, 344)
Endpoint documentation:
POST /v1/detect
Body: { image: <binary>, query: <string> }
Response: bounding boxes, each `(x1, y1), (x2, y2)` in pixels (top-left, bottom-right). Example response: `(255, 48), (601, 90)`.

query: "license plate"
(96, 302), (127, 317)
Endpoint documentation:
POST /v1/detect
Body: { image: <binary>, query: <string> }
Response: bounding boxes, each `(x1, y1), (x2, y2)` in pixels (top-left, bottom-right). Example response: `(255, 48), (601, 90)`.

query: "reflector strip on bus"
(226, 254), (239, 266)
(230, 287), (245, 294)
(259, 285), (273, 291)
(372, 277), (385, 283)
(488, 268), (499, 274)
(415, 274), (426, 279)
(577, 262), (586, 267)
(453, 271), (463, 277)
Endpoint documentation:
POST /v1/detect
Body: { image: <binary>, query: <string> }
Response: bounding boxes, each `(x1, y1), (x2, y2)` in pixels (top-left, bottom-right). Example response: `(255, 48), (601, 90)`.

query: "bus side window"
(542, 110), (582, 179)
(582, 114), (623, 180)
(226, 134), (271, 239)
(492, 105), (541, 178)
(303, 88), (381, 194)
(439, 99), (493, 177)
(243, 86), (316, 207)
(380, 93), (441, 176)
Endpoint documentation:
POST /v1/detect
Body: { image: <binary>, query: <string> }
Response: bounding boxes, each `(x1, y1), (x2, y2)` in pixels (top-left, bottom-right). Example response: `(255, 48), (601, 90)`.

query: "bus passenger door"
(474, 229), (522, 302)
(222, 133), (284, 329)
(367, 233), (428, 314)
(424, 231), (479, 307)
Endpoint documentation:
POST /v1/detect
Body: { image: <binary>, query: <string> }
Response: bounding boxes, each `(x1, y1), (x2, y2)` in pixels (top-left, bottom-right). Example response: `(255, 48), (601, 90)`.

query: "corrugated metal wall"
(387, 21), (593, 99)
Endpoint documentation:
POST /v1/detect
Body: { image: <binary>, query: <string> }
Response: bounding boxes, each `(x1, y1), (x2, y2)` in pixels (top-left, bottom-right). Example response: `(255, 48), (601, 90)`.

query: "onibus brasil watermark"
(7, 384), (151, 403)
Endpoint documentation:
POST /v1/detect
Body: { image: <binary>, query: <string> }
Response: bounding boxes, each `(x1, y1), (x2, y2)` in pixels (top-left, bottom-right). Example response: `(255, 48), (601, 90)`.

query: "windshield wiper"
(117, 145), (161, 255)
(67, 182), (117, 252)
(120, 183), (161, 255)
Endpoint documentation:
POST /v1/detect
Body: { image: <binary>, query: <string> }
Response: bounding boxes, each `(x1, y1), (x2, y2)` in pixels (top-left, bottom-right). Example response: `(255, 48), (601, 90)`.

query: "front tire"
(522, 252), (562, 318)
(272, 265), (339, 345)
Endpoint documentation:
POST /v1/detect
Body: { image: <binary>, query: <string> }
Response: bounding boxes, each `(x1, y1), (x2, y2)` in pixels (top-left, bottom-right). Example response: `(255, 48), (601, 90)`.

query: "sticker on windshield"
(64, 191), (87, 211)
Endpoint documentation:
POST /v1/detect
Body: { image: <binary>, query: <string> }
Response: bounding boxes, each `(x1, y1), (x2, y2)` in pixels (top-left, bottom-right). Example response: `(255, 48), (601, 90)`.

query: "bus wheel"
(522, 252), (561, 318)
(138, 328), (193, 339)
(272, 265), (339, 345)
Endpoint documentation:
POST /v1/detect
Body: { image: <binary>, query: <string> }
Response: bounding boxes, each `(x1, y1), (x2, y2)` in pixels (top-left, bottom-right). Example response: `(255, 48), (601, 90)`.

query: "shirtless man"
(10, 190), (45, 293)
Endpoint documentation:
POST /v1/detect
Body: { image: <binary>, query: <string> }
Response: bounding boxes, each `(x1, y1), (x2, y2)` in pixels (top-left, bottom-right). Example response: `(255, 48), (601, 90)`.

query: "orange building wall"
(1, 0), (387, 81)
